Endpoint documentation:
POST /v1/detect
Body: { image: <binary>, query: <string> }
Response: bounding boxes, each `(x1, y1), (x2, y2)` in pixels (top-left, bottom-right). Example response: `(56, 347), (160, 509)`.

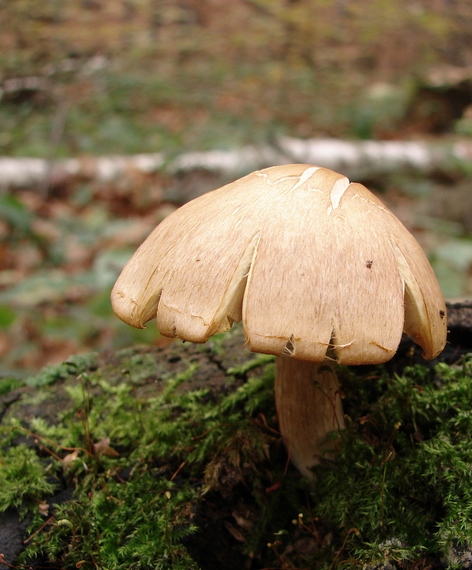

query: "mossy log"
(1, 301), (471, 569)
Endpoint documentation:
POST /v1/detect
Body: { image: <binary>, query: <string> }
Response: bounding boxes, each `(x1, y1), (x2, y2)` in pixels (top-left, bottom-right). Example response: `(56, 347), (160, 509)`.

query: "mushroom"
(111, 164), (447, 478)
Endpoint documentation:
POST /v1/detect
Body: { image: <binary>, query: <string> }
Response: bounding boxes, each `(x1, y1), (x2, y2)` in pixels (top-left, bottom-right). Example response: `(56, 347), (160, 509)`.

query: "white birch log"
(0, 138), (471, 192)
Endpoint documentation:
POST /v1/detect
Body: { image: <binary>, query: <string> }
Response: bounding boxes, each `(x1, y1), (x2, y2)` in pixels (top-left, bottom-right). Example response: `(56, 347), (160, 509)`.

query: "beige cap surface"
(112, 164), (447, 365)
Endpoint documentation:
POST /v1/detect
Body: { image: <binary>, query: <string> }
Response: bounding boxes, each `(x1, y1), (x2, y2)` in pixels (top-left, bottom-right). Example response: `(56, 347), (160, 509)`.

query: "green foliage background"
(1, 0), (472, 156)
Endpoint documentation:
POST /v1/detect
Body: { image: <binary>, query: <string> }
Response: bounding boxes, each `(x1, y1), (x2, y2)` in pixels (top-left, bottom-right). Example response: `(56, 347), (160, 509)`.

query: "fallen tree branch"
(1, 137), (471, 192)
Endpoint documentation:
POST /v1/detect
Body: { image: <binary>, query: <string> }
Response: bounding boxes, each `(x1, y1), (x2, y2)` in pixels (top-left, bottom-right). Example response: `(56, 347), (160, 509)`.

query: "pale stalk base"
(275, 356), (345, 478)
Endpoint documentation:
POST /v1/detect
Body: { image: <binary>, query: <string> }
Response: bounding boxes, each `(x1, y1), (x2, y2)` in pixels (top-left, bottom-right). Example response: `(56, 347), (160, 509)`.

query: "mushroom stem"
(274, 356), (345, 478)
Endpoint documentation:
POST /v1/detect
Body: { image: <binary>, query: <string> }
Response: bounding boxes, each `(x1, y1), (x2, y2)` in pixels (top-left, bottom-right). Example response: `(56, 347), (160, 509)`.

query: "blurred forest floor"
(1, 0), (472, 377)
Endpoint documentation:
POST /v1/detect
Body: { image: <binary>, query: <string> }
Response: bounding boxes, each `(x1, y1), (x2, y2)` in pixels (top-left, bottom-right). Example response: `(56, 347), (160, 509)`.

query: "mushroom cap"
(111, 164), (447, 365)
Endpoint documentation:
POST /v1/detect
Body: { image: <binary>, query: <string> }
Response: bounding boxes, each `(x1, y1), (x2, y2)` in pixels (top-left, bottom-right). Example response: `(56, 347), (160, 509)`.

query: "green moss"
(2, 344), (472, 569)
(0, 445), (58, 511)
(0, 376), (23, 395)
(26, 352), (99, 387)
(311, 357), (472, 567)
